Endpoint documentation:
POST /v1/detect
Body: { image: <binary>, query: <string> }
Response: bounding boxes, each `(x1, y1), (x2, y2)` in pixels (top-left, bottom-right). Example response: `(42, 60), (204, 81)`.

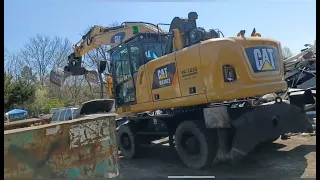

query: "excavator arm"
(50, 12), (225, 95)
(50, 22), (166, 87)
(74, 22), (166, 57)
(50, 12), (220, 88)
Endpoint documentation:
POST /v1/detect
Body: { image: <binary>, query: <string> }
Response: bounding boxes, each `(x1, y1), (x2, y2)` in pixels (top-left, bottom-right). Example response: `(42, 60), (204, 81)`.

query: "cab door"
(112, 44), (137, 108)
(127, 41), (152, 104)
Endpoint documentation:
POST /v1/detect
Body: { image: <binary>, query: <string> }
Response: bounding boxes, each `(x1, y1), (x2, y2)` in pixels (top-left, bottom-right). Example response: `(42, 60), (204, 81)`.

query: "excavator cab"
(108, 32), (169, 108)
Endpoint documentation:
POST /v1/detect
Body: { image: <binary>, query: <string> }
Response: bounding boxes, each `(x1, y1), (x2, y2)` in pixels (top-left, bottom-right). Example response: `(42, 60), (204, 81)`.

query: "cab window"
(129, 43), (141, 73)
(112, 44), (136, 106)
(113, 45), (130, 84)
(143, 42), (167, 62)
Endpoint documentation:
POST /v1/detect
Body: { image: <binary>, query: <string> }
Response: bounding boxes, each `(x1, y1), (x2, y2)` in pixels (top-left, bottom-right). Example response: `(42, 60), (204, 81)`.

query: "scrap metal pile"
(259, 40), (316, 134)
(284, 40), (316, 133)
(284, 40), (316, 90)
(285, 40), (316, 133)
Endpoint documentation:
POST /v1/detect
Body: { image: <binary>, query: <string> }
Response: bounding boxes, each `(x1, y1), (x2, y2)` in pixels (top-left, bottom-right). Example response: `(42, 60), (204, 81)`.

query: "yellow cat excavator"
(50, 12), (313, 169)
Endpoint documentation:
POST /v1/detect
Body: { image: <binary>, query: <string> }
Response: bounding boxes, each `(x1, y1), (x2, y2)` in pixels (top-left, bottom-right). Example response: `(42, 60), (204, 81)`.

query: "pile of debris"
(261, 40), (316, 135)
(284, 40), (316, 90)
(285, 40), (316, 133)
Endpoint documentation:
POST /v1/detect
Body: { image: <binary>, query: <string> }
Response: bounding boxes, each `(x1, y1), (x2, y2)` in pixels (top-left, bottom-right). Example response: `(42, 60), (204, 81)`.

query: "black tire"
(256, 136), (280, 150)
(174, 120), (218, 169)
(264, 136), (280, 144)
(117, 124), (140, 159)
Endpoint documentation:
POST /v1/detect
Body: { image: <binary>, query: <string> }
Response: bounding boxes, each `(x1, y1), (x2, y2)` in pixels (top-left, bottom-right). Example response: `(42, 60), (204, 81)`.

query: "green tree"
(19, 66), (37, 85)
(44, 99), (65, 114)
(28, 88), (65, 115)
(30, 88), (48, 115)
(4, 72), (13, 112)
(4, 72), (36, 113)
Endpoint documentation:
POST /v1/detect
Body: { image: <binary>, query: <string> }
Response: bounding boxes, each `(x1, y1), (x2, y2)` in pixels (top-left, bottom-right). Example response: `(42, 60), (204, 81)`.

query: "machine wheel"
(175, 120), (218, 170)
(260, 136), (280, 146)
(264, 136), (280, 144)
(256, 136), (280, 150)
(118, 124), (140, 159)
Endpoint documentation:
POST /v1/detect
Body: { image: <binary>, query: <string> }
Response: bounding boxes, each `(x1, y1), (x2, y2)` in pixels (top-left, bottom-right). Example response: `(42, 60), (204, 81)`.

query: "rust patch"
(69, 119), (112, 149)
(4, 114), (119, 179)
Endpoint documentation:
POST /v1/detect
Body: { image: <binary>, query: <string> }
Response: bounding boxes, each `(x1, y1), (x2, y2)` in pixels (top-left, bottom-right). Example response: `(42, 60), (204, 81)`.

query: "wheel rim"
(121, 133), (131, 150)
(181, 132), (200, 155)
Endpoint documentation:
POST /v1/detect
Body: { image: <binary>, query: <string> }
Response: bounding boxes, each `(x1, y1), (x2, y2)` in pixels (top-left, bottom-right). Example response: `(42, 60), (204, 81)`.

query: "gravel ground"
(119, 135), (316, 179)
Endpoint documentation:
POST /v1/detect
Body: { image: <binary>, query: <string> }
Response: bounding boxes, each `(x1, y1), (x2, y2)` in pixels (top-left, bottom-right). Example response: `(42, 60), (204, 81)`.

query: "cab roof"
(107, 32), (169, 54)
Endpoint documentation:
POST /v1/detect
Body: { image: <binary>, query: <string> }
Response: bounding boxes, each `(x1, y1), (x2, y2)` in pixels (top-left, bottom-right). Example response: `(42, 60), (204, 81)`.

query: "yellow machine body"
(116, 37), (287, 115)
(55, 13), (286, 117)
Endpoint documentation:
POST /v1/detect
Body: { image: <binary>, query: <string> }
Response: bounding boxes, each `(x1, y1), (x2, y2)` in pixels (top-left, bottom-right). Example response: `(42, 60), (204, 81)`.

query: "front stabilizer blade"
(229, 102), (312, 162)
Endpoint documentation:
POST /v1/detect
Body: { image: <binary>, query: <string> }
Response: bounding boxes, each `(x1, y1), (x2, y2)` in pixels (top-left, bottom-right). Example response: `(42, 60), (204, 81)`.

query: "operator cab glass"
(141, 34), (168, 63)
(143, 42), (167, 62)
(110, 33), (169, 108)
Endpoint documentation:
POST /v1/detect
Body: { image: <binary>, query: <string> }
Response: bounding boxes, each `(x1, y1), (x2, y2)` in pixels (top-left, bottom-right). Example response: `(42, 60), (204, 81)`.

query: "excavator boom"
(74, 22), (166, 57)
(50, 22), (167, 87)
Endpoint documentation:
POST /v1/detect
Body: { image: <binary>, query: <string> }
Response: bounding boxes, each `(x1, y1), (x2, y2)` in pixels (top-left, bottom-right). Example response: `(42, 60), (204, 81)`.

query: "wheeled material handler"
(50, 12), (313, 169)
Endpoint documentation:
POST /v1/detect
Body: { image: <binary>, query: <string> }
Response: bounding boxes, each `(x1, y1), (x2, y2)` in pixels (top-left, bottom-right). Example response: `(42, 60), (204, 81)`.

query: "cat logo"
(110, 32), (125, 44)
(152, 63), (176, 89)
(253, 48), (276, 71)
(157, 67), (170, 86)
(158, 67), (168, 80)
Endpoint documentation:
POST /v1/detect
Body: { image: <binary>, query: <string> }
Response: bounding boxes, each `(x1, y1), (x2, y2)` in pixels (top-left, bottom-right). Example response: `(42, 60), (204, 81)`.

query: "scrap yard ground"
(119, 135), (316, 179)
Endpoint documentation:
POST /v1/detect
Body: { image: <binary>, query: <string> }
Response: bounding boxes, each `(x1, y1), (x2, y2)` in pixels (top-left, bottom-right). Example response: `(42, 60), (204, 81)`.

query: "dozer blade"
(229, 102), (312, 162)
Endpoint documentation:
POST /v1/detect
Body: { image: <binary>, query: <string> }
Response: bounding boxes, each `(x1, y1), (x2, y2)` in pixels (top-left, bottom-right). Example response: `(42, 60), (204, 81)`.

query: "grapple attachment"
(49, 68), (99, 87)
(50, 68), (68, 87)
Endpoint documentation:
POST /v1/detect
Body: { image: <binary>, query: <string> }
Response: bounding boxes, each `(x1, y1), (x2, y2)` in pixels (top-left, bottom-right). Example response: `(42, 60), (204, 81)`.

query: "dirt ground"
(119, 135), (316, 179)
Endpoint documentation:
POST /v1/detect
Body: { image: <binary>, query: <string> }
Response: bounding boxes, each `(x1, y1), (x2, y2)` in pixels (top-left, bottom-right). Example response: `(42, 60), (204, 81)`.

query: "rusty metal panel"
(4, 118), (48, 131)
(4, 114), (119, 179)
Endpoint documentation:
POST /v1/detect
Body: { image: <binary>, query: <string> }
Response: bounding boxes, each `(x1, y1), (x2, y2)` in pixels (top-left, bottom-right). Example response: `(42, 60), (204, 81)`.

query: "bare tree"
(20, 34), (72, 87)
(5, 51), (26, 80)
(4, 47), (11, 74)
(64, 76), (87, 104)
(19, 66), (37, 85)
(80, 23), (118, 98)
(85, 45), (111, 98)
(81, 21), (119, 73)
(4, 47), (16, 75)
(109, 21), (120, 27)
(54, 38), (73, 68)
(85, 46), (111, 71)
(282, 46), (294, 59)
(4, 47), (9, 62)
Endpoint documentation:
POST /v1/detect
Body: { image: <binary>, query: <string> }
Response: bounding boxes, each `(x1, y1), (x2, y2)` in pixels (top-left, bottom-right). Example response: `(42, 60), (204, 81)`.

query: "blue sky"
(5, 0), (316, 54)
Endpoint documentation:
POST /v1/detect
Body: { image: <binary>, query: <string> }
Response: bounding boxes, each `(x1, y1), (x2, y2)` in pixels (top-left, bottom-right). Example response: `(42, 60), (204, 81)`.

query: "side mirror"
(98, 61), (107, 74)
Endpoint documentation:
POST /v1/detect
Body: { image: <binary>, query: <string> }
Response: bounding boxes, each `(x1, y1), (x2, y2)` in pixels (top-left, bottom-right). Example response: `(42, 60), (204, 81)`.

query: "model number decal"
(181, 67), (198, 80)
